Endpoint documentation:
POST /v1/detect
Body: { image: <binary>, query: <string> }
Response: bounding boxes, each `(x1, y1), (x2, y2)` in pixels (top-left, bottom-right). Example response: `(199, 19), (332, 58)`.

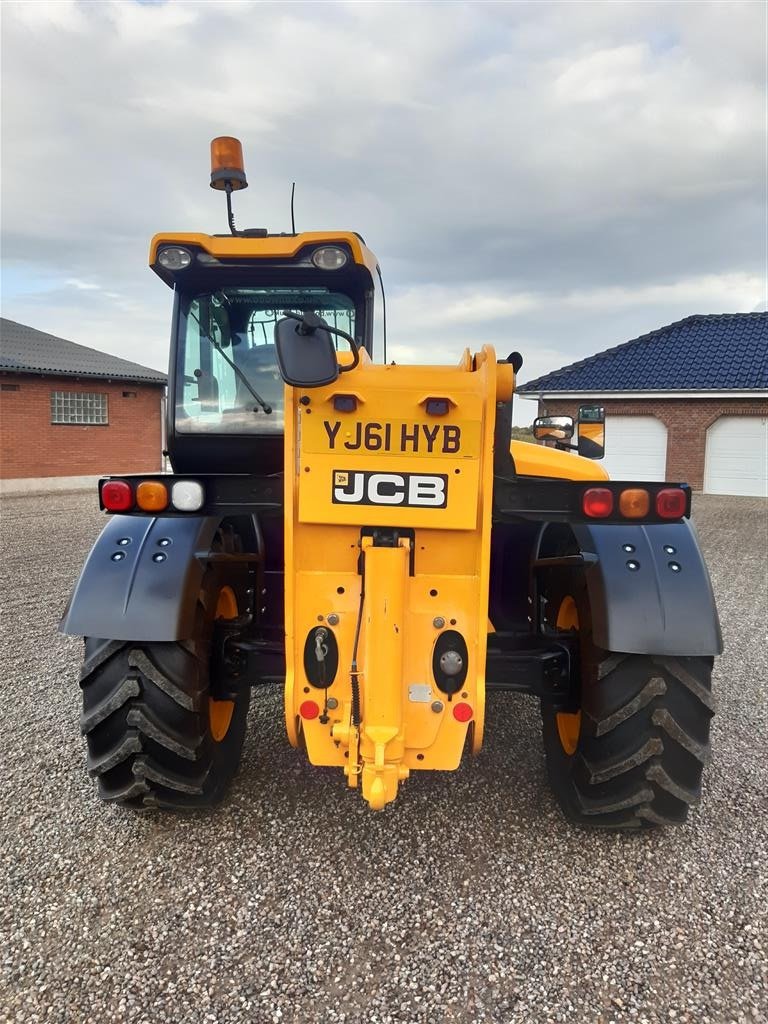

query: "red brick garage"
(0, 318), (166, 494)
(518, 313), (768, 496)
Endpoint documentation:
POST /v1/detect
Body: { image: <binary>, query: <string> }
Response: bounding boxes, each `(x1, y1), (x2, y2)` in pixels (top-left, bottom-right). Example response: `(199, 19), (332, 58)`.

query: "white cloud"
(561, 273), (765, 313)
(388, 271), (763, 339)
(1, 0), (764, 396)
(392, 288), (539, 330)
(65, 278), (101, 291)
(6, 0), (88, 31)
(552, 43), (653, 103)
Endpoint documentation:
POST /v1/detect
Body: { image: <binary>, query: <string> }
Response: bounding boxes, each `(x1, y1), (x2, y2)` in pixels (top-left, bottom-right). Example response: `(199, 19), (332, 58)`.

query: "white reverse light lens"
(158, 246), (192, 271)
(171, 480), (204, 511)
(311, 246), (348, 270)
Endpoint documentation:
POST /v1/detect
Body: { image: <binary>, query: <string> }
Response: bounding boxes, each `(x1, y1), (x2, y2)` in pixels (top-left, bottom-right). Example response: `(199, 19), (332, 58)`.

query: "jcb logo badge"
(332, 470), (447, 508)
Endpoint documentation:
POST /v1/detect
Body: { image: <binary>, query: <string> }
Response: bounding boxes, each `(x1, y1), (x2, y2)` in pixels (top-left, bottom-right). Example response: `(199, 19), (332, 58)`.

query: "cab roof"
(149, 231), (379, 288)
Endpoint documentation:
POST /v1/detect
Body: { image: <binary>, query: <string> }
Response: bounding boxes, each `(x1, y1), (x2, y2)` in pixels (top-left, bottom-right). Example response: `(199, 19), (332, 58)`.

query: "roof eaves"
(517, 388), (768, 399)
(0, 365), (167, 385)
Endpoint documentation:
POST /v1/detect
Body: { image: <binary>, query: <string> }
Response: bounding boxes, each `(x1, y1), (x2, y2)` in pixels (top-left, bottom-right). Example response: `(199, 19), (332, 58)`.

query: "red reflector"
(453, 702), (473, 723)
(656, 488), (687, 519)
(582, 487), (614, 518)
(299, 700), (320, 720)
(101, 480), (133, 512)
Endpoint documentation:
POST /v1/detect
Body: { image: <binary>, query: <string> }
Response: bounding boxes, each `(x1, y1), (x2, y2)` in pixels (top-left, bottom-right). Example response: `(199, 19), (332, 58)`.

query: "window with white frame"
(50, 391), (109, 425)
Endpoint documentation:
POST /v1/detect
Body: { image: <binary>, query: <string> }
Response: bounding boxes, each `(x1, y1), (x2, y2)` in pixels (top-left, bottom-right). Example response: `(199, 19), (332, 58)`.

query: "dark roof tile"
(0, 318), (167, 385)
(518, 313), (768, 393)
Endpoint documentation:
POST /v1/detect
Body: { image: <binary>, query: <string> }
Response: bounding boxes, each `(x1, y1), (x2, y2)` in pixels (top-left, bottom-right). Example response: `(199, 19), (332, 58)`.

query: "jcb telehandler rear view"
(62, 138), (721, 826)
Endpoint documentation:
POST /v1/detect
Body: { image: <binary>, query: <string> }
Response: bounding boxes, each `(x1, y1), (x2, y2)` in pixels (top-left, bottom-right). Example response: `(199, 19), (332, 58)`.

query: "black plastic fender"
(60, 514), (224, 641)
(572, 519), (723, 656)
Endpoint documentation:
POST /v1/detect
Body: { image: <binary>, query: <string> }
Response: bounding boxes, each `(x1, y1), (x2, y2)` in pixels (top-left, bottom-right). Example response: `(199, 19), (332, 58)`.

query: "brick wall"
(0, 373), (164, 479)
(537, 397), (768, 490)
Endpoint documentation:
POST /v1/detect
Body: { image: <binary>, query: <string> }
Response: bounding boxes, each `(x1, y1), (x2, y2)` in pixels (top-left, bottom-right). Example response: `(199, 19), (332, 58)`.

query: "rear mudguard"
(572, 519), (722, 656)
(60, 514), (223, 642)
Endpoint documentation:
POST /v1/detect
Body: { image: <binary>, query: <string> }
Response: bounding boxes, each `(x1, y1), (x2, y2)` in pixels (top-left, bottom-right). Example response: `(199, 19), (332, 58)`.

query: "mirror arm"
(281, 311), (360, 373)
(336, 328), (360, 373)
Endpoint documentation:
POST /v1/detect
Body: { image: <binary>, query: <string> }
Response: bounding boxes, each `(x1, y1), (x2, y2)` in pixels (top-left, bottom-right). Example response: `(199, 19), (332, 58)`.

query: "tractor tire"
(79, 601), (250, 809)
(540, 576), (714, 829)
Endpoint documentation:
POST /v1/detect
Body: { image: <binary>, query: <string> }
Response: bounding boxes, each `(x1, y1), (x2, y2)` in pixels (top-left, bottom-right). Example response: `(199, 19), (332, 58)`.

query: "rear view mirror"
(533, 415), (574, 443)
(274, 315), (339, 388)
(577, 405), (605, 460)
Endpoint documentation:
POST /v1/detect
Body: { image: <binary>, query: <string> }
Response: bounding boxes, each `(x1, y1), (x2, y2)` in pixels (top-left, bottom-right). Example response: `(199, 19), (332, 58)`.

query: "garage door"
(594, 415), (668, 481)
(704, 416), (768, 496)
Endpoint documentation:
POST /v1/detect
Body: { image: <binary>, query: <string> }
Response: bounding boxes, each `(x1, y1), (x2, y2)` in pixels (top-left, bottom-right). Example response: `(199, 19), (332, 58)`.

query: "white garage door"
(595, 415), (668, 481)
(704, 416), (768, 497)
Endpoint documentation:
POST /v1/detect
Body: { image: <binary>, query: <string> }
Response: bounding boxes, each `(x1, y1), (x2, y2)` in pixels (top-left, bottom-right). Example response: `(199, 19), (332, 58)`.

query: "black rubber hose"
(349, 557), (365, 727)
(225, 182), (237, 236)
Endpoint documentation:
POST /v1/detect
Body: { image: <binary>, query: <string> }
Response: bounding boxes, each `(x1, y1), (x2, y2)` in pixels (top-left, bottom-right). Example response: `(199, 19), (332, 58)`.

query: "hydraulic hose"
(349, 557), (366, 727)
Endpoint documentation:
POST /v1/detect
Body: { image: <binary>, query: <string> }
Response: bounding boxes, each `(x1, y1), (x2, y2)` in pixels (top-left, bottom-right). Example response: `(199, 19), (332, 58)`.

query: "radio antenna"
(290, 181), (296, 234)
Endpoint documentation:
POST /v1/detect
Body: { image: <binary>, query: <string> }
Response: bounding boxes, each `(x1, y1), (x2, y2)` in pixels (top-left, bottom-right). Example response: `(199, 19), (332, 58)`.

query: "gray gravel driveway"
(1, 492), (766, 1024)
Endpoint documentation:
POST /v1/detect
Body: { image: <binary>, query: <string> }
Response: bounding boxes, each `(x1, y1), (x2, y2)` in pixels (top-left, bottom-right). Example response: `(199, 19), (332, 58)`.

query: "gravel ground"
(1, 491), (766, 1024)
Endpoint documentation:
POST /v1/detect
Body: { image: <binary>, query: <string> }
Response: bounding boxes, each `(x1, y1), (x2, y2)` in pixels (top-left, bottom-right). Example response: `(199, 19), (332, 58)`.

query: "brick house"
(517, 312), (768, 496)
(0, 318), (167, 494)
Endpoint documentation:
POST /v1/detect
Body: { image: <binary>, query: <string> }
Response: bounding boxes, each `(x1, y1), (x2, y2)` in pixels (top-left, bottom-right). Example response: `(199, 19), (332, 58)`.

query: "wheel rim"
(555, 595), (581, 756)
(209, 586), (238, 742)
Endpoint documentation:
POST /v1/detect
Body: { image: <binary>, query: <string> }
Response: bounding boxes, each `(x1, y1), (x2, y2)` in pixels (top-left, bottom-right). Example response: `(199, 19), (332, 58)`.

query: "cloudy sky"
(2, 0), (765, 422)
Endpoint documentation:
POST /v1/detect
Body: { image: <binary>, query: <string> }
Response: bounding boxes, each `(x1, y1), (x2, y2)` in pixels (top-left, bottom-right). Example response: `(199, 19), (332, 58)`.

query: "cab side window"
(371, 268), (386, 362)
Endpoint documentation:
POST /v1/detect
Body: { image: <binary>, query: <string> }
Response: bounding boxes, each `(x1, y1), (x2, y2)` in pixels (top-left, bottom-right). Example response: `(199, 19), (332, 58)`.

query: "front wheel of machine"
(79, 631), (250, 810)
(541, 587), (714, 829)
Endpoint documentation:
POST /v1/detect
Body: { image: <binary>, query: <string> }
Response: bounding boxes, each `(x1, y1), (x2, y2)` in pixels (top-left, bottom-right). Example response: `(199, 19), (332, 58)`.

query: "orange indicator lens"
(136, 481), (169, 512)
(619, 488), (650, 518)
(211, 136), (244, 172)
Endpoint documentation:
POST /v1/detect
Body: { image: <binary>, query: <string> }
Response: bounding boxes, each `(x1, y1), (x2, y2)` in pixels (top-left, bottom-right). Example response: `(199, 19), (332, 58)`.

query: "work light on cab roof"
(60, 133), (722, 830)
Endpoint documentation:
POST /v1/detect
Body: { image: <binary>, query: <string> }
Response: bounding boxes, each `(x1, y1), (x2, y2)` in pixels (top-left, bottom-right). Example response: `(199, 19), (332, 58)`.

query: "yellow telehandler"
(62, 138), (720, 827)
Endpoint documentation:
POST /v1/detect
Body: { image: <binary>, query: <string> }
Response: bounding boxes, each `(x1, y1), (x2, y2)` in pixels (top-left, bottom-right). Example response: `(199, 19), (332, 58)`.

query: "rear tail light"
(583, 487), (614, 518)
(101, 480), (133, 512)
(656, 488), (687, 519)
(136, 480), (169, 512)
(619, 488), (650, 518)
(583, 485), (687, 520)
(171, 480), (205, 511)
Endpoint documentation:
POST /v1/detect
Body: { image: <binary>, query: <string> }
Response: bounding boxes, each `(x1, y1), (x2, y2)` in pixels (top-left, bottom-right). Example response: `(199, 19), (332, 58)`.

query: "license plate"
(310, 418), (473, 456)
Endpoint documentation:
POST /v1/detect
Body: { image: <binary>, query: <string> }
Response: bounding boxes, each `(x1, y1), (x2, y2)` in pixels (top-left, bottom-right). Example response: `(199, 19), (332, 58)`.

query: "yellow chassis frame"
(283, 347), (513, 808)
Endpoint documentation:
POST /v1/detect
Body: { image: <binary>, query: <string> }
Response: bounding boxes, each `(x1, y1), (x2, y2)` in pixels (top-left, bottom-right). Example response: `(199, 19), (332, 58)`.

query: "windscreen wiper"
(205, 335), (273, 415)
